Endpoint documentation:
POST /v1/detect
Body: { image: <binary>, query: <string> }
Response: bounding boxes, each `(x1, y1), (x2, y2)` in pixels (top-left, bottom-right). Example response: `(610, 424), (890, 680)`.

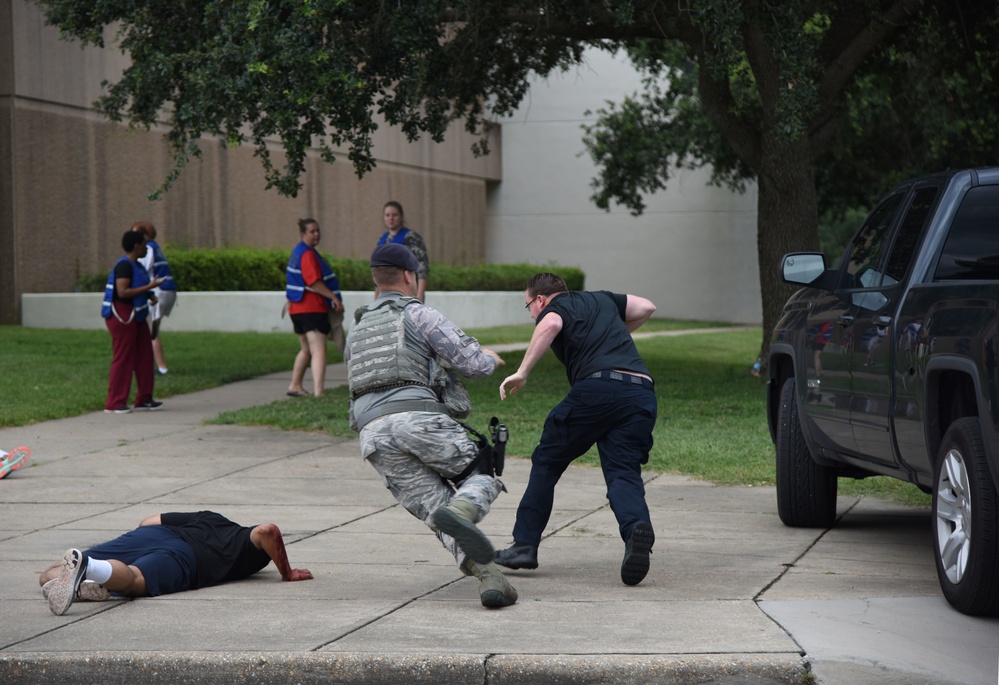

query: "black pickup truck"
(766, 167), (999, 616)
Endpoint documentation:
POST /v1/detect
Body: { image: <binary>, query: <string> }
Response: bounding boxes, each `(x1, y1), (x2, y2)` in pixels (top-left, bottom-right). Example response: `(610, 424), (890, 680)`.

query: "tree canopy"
(583, 2), (999, 252)
(35, 0), (999, 358)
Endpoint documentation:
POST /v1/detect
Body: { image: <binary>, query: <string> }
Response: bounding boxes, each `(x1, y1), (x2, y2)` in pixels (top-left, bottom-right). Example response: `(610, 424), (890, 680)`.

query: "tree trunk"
(755, 138), (821, 370)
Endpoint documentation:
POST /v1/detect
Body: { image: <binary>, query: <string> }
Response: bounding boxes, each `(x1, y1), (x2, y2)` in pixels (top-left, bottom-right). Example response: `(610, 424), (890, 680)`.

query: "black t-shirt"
(539, 290), (651, 385)
(160, 511), (271, 589)
(112, 259), (135, 304)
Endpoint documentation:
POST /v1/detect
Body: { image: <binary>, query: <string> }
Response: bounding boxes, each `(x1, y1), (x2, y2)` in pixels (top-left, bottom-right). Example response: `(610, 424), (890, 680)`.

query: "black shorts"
(85, 526), (196, 596)
(291, 312), (331, 335)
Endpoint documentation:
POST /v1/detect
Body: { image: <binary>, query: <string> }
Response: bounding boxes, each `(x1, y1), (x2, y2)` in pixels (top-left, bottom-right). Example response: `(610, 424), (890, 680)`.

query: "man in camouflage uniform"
(346, 243), (517, 608)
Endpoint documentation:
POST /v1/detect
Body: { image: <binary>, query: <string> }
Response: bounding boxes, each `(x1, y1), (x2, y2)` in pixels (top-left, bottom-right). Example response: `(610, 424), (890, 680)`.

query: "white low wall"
(21, 291), (530, 332)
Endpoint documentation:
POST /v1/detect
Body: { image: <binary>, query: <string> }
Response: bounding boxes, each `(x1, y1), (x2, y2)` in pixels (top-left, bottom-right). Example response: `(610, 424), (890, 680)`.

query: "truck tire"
(776, 377), (837, 527)
(933, 417), (999, 616)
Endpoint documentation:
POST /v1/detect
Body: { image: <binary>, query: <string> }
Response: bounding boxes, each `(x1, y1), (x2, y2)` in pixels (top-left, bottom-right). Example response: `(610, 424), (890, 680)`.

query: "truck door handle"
(875, 315), (893, 326)
(838, 315), (854, 326)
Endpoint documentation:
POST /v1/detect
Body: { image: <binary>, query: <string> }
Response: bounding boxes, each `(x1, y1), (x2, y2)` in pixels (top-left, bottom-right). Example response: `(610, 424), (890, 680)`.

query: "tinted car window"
(844, 192), (905, 288)
(935, 185), (999, 281)
(884, 187), (939, 284)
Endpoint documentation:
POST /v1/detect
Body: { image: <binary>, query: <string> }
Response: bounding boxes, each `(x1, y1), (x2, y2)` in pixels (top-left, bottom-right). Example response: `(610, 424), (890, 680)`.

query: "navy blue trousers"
(512, 375), (657, 547)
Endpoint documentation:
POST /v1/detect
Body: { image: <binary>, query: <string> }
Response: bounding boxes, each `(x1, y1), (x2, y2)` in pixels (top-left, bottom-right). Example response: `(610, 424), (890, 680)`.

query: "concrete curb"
(0, 652), (809, 685)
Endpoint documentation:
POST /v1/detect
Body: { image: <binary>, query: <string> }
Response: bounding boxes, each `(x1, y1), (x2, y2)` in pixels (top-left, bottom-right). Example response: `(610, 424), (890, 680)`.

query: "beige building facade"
(0, 0), (499, 325)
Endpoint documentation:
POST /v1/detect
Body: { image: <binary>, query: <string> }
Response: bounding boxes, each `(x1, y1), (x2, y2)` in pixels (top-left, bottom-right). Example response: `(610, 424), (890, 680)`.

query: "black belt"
(586, 370), (654, 388)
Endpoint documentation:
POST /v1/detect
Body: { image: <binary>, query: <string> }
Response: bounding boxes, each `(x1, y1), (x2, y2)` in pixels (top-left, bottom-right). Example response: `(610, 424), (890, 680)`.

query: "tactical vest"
(347, 294), (432, 398)
(101, 256), (151, 323)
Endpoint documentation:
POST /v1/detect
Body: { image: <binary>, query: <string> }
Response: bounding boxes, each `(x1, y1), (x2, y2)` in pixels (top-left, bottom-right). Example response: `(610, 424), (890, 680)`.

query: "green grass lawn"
(0, 327), (309, 426)
(0, 322), (930, 506)
(208, 325), (929, 507)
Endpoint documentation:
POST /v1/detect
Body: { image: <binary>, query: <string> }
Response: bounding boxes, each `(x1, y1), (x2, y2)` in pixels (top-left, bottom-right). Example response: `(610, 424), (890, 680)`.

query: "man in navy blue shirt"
(496, 273), (658, 586)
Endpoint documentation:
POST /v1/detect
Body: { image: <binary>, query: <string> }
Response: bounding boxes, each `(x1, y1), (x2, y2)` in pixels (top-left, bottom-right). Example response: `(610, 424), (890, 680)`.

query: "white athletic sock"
(85, 558), (113, 584)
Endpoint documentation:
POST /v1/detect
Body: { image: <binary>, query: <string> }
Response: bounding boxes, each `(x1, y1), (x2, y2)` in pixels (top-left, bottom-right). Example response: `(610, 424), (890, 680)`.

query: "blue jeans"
(512, 375), (657, 547)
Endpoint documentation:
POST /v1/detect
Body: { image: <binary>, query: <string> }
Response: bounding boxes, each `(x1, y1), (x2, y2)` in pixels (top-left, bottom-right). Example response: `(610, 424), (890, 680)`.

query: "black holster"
(450, 417), (508, 484)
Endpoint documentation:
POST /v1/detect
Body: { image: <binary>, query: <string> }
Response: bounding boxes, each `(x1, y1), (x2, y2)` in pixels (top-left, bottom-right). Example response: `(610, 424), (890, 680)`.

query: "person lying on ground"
(38, 510), (312, 615)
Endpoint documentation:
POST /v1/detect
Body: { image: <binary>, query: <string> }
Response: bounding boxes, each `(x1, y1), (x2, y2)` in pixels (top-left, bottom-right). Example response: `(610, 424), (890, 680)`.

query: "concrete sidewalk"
(1, 359), (997, 684)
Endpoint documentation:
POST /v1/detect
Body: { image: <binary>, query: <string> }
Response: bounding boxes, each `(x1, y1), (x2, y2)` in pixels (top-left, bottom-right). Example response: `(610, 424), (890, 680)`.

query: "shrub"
(77, 248), (585, 292)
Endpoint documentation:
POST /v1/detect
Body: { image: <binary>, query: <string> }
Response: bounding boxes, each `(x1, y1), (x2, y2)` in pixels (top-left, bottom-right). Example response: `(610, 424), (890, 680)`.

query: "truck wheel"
(776, 377), (837, 527)
(933, 417), (999, 616)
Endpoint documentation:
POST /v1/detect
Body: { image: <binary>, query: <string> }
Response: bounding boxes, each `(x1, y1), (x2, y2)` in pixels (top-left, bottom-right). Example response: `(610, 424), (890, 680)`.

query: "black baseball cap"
(370, 243), (419, 272)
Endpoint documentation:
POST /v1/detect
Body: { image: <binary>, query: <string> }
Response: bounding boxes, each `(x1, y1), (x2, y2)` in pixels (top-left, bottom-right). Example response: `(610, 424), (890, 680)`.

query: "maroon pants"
(105, 302), (154, 409)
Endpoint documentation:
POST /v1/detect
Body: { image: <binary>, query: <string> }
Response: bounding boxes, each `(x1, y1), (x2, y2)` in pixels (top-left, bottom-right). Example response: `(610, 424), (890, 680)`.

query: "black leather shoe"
(621, 522), (654, 586)
(494, 543), (539, 570)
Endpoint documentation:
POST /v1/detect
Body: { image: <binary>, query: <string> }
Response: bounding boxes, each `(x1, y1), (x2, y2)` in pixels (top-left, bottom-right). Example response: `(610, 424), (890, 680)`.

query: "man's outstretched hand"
(500, 372), (527, 400)
(483, 348), (506, 366)
(284, 568), (313, 582)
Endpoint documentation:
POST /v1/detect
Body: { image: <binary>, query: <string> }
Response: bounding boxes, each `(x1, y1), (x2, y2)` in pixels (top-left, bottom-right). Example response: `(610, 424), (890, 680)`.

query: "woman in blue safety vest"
(100, 230), (164, 414)
(285, 218), (344, 397)
(378, 201), (429, 302)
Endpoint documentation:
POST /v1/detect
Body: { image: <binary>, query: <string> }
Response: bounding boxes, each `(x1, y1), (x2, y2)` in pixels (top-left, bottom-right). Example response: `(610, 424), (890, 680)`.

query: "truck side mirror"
(780, 253), (827, 285)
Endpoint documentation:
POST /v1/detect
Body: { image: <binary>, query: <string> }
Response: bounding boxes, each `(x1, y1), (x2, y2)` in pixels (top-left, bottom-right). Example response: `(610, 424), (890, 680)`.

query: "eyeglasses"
(524, 295), (540, 310)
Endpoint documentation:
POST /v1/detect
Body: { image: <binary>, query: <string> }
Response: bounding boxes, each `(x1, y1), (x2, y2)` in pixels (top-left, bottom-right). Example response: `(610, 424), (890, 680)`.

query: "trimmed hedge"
(76, 247), (585, 293)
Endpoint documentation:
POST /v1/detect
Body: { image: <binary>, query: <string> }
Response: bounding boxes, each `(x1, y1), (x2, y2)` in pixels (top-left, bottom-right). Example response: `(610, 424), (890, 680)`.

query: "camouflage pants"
(359, 411), (505, 571)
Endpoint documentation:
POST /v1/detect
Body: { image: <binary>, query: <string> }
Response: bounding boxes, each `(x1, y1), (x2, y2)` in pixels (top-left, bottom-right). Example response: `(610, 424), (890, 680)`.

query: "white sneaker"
(47, 548), (89, 615)
(42, 578), (111, 602)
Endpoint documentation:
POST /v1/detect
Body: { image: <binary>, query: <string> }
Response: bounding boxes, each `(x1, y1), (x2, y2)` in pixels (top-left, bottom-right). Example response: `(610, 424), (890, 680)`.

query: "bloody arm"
(249, 523), (313, 581)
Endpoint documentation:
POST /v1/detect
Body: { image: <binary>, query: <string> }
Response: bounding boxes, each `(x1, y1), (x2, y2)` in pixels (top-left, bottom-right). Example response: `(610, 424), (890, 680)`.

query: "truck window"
(935, 185), (999, 281)
(883, 187), (939, 284)
(844, 192), (905, 288)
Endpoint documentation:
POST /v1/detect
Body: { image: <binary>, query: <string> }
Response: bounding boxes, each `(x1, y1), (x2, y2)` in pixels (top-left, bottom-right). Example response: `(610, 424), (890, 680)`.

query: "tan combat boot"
(464, 560), (519, 608)
(431, 498), (494, 564)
